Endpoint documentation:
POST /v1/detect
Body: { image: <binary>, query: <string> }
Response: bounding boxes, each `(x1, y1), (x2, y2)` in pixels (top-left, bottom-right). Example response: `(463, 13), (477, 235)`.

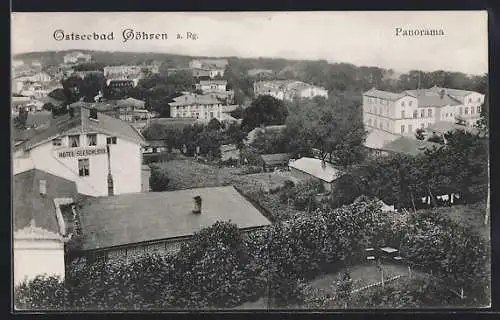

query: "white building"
(189, 59), (228, 79)
(13, 169), (79, 285)
(289, 157), (342, 193)
(196, 80), (227, 93)
(63, 51), (92, 64)
(362, 86), (485, 149)
(13, 107), (146, 197)
(169, 93), (224, 122)
(253, 80), (328, 101)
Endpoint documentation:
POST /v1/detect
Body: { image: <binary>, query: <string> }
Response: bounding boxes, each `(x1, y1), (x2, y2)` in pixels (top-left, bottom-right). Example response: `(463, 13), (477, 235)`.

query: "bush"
(149, 164), (170, 191)
(291, 179), (324, 211)
(14, 275), (69, 310)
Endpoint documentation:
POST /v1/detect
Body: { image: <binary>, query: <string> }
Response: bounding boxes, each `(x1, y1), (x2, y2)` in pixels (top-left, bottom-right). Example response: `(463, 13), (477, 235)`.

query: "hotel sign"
(58, 147), (107, 158)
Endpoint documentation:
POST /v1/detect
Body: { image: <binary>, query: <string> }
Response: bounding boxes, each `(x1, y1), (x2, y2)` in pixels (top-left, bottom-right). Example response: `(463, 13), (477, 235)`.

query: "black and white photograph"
(11, 11), (490, 310)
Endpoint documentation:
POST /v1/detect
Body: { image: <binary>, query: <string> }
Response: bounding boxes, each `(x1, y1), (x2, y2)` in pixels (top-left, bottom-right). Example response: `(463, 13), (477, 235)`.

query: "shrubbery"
(15, 200), (489, 310)
(149, 164), (170, 191)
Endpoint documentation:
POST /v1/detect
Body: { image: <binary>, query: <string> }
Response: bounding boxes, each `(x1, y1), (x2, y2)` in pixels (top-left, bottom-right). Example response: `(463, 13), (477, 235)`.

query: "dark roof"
(147, 117), (198, 130)
(261, 153), (289, 166)
(145, 139), (168, 148)
(13, 169), (79, 233)
(363, 88), (407, 101)
(76, 186), (271, 250)
(381, 137), (441, 156)
(404, 89), (462, 107)
(15, 106), (145, 151)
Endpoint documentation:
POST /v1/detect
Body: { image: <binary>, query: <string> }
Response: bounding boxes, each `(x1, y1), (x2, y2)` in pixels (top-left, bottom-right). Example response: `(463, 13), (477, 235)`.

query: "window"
(368, 118), (372, 126)
(69, 135), (80, 148)
(401, 101), (405, 107)
(477, 106), (481, 113)
(420, 110), (425, 118)
(87, 134), (97, 146)
(413, 110), (417, 118)
(374, 119), (378, 127)
(465, 107), (469, 115)
(106, 136), (117, 145)
(409, 101), (413, 106)
(78, 158), (90, 177)
(468, 98), (472, 103)
(52, 138), (62, 146)
(459, 107), (463, 115)
(428, 109), (432, 117)
(210, 112), (214, 118)
(401, 125), (405, 133)
(401, 111), (405, 119)
(408, 124), (413, 133)
(477, 97), (481, 102)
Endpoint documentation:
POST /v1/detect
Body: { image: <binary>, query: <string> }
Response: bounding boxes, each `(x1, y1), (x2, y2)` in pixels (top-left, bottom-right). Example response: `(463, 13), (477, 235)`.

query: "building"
(13, 106), (146, 197)
(246, 125), (287, 146)
(68, 186), (272, 263)
(196, 80), (227, 93)
(289, 157), (342, 193)
(13, 169), (80, 285)
(189, 59), (228, 79)
(362, 86), (485, 149)
(169, 93), (224, 122)
(63, 51), (92, 64)
(12, 59), (24, 67)
(371, 136), (441, 157)
(261, 153), (289, 172)
(104, 65), (142, 81)
(253, 80), (328, 101)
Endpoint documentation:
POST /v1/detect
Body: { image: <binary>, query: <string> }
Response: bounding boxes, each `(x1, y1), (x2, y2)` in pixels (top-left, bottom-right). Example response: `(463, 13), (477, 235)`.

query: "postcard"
(11, 11), (490, 311)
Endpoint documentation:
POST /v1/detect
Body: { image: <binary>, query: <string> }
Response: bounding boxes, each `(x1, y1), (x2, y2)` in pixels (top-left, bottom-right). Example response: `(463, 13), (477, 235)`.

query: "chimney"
(39, 179), (47, 195)
(192, 196), (202, 214)
(321, 159), (326, 168)
(439, 89), (445, 99)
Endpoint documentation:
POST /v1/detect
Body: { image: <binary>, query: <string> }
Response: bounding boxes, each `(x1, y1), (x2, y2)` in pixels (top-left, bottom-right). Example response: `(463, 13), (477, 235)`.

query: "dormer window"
(52, 138), (62, 146)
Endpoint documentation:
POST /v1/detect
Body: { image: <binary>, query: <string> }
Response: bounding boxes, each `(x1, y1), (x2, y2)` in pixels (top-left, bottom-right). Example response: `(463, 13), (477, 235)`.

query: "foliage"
(14, 275), (69, 310)
(415, 128), (425, 140)
(251, 129), (288, 154)
(149, 164), (170, 191)
(427, 133), (445, 144)
(170, 221), (261, 308)
(287, 179), (324, 212)
(241, 95), (288, 132)
(207, 118), (222, 131)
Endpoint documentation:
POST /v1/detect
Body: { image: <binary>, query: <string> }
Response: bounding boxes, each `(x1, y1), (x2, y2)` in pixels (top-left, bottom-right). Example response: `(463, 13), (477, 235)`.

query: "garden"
(14, 198), (490, 310)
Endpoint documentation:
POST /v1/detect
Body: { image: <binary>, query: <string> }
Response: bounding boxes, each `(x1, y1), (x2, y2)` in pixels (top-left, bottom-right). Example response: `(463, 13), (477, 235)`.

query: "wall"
(16, 133), (142, 197)
(14, 239), (65, 285)
(290, 167), (332, 192)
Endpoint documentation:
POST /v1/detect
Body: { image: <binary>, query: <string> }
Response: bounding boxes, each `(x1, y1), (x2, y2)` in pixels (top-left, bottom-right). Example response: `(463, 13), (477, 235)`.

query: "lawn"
(430, 202), (489, 241)
(244, 172), (301, 192)
(232, 262), (425, 310)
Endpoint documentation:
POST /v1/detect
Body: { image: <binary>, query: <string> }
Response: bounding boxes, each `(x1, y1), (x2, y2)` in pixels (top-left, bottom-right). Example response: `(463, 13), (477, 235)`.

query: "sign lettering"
(58, 148), (107, 158)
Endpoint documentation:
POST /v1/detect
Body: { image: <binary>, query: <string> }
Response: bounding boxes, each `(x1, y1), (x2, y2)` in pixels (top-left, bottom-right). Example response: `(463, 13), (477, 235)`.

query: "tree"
(149, 165), (170, 191)
(415, 128), (425, 140)
(427, 133), (444, 144)
(224, 122), (247, 149)
(14, 108), (29, 129)
(48, 88), (67, 102)
(241, 95), (288, 132)
(207, 118), (222, 131)
(335, 270), (353, 308)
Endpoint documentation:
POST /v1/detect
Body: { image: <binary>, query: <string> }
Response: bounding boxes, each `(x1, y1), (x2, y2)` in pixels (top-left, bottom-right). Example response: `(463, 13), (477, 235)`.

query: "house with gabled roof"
(13, 106), (146, 197)
(13, 169), (82, 285)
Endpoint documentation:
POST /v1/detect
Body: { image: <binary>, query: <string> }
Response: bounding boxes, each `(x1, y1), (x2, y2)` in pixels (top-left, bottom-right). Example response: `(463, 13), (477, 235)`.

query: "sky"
(11, 11), (488, 75)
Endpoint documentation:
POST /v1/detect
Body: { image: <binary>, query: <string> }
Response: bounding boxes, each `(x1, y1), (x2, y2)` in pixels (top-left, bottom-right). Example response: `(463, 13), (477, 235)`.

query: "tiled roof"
(428, 121), (479, 135)
(381, 136), (441, 156)
(261, 153), (289, 166)
(13, 169), (79, 234)
(363, 88), (407, 101)
(364, 130), (401, 150)
(76, 186), (271, 250)
(16, 106), (145, 151)
(169, 94), (220, 107)
(289, 157), (341, 183)
(404, 89), (462, 107)
(429, 86), (476, 97)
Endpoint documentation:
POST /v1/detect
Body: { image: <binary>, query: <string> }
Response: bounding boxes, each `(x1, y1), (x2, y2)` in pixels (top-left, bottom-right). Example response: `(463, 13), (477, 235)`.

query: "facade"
(169, 93), (224, 122)
(253, 80), (328, 101)
(362, 86), (485, 149)
(104, 65), (142, 80)
(196, 80), (228, 93)
(189, 59), (228, 79)
(13, 169), (80, 285)
(70, 186), (271, 264)
(63, 52), (92, 64)
(13, 107), (146, 197)
(289, 157), (342, 193)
